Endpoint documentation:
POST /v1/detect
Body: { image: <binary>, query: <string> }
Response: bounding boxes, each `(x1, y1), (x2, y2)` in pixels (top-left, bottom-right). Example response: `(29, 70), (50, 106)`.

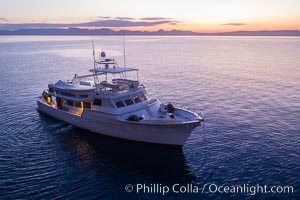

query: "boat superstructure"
(37, 51), (203, 146)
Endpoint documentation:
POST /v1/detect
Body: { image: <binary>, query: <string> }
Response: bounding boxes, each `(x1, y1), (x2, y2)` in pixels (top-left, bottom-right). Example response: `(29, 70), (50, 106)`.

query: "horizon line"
(0, 28), (300, 36)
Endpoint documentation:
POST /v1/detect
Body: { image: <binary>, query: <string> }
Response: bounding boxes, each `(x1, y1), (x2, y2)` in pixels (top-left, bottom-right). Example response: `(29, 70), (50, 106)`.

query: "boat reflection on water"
(71, 128), (196, 183)
(38, 112), (197, 198)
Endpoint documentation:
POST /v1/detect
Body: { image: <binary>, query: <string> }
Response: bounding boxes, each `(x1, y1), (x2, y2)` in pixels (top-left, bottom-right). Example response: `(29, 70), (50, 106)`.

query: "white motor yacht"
(37, 51), (203, 146)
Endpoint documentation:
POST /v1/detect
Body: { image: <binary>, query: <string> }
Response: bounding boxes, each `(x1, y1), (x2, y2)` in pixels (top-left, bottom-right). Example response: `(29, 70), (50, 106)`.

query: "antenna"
(122, 18), (126, 68)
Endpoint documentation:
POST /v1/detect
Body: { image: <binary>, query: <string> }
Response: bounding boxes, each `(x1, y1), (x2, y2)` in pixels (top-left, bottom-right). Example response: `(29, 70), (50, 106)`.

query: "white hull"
(37, 100), (200, 146)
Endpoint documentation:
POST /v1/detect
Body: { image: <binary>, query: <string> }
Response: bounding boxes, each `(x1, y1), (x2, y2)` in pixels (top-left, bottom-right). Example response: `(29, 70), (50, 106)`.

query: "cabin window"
(80, 81), (92, 86)
(83, 102), (91, 109)
(61, 92), (76, 97)
(140, 94), (147, 101)
(67, 100), (73, 106)
(125, 98), (134, 105)
(78, 94), (88, 98)
(56, 97), (62, 109)
(116, 101), (125, 108)
(133, 96), (141, 103)
(93, 98), (102, 106)
(74, 102), (82, 108)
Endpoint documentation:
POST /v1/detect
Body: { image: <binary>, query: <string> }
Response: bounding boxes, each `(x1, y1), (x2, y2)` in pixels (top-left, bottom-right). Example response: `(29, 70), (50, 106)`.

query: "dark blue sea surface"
(0, 36), (299, 199)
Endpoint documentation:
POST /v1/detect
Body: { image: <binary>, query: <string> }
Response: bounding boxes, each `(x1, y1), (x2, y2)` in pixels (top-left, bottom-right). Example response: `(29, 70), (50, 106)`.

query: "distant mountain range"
(0, 28), (300, 36)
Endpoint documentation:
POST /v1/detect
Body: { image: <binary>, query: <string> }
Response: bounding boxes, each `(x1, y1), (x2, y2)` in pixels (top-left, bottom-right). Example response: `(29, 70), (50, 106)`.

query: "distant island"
(0, 28), (300, 36)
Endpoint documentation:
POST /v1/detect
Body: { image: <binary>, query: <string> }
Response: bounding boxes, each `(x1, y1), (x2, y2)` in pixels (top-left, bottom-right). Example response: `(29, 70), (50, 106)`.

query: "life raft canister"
(166, 103), (175, 113)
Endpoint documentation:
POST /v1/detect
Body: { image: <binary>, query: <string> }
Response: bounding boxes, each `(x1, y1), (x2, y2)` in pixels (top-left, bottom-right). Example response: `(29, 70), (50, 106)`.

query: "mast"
(90, 18), (99, 88)
(90, 18), (96, 70)
(122, 18), (126, 68)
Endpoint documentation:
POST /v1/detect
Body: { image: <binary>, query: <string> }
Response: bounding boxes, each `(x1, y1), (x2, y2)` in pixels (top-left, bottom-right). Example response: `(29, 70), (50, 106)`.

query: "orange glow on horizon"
(111, 21), (300, 33)
(1, 0), (300, 32)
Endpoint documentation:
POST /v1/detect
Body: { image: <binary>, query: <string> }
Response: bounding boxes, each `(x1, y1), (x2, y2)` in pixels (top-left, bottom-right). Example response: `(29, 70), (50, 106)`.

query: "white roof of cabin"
(53, 80), (95, 91)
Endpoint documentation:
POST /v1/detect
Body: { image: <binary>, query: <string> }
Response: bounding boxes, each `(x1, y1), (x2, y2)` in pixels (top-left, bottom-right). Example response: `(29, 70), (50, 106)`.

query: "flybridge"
(75, 51), (138, 80)
(91, 51), (138, 74)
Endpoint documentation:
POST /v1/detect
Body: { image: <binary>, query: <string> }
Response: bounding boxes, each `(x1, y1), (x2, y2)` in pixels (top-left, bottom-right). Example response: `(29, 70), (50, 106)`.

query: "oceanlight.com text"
(125, 183), (294, 196)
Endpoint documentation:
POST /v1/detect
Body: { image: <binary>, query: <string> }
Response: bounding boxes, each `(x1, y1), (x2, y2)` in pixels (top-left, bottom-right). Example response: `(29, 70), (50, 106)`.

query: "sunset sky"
(0, 0), (300, 32)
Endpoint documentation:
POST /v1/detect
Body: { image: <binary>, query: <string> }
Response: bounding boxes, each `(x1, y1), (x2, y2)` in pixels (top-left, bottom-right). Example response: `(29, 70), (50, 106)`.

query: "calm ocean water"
(0, 36), (299, 199)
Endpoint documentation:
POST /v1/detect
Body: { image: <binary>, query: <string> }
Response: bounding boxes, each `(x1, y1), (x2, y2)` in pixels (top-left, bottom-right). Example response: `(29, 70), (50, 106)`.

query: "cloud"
(115, 17), (135, 20)
(140, 17), (170, 21)
(97, 16), (111, 19)
(169, 22), (177, 25)
(222, 23), (247, 26)
(0, 18), (178, 30)
(0, 23), (69, 30)
(0, 17), (8, 21)
(84, 19), (176, 27)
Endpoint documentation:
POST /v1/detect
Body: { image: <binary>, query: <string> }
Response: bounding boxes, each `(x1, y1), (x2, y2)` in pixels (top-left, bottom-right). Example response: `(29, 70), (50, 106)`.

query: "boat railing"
(99, 89), (131, 96)
(112, 79), (139, 89)
(100, 81), (129, 92)
(98, 85), (144, 96)
(146, 98), (158, 107)
(141, 118), (182, 124)
(172, 102), (204, 119)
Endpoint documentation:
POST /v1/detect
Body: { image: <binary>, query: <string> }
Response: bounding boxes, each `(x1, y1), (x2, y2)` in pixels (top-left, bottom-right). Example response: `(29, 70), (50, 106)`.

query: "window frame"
(67, 100), (73, 106)
(124, 98), (134, 106)
(115, 100), (125, 108)
(93, 98), (102, 106)
(133, 95), (141, 103)
(83, 101), (91, 109)
(74, 102), (82, 108)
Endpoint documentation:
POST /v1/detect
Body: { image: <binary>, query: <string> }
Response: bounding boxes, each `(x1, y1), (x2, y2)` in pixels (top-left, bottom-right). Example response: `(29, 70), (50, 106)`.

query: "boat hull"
(37, 100), (200, 146)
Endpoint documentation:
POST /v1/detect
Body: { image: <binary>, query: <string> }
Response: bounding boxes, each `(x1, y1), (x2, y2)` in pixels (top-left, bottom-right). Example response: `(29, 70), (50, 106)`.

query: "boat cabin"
(44, 51), (150, 116)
